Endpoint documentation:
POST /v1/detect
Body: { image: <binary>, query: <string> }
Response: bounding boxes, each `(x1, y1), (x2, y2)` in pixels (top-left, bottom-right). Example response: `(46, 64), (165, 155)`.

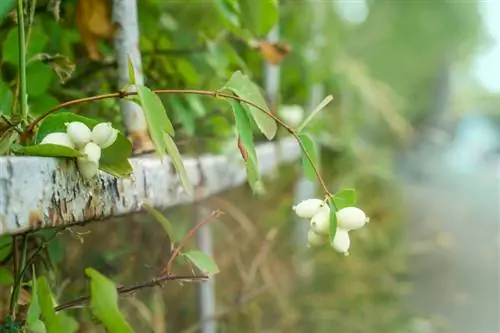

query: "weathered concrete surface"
(403, 164), (500, 333)
(0, 138), (299, 236)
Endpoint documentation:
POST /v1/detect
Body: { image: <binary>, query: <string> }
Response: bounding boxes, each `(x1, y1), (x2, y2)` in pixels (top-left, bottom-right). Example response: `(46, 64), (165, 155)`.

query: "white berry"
(337, 207), (368, 231)
(66, 121), (91, 149)
(310, 206), (330, 235)
(81, 142), (101, 164)
(91, 122), (118, 149)
(332, 228), (350, 255)
(76, 158), (99, 180)
(293, 198), (326, 218)
(40, 132), (75, 149)
(307, 229), (328, 247)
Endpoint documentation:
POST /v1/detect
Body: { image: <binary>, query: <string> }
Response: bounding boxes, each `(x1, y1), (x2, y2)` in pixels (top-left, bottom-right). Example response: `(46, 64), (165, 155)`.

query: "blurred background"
(0, 0), (498, 332)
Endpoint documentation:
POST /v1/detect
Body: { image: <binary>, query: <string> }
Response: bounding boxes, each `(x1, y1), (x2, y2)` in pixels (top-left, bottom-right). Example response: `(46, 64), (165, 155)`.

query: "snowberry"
(332, 228), (350, 255)
(337, 207), (369, 231)
(307, 229), (328, 247)
(81, 142), (101, 164)
(66, 121), (91, 149)
(293, 198), (326, 218)
(310, 206), (330, 235)
(76, 158), (99, 180)
(91, 122), (118, 149)
(40, 132), (75, 149)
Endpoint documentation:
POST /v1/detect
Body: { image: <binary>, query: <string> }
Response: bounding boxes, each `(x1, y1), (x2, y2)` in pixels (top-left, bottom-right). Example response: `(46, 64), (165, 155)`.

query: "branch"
(163, 209), (224, 275)
(54, 274), (209, 313)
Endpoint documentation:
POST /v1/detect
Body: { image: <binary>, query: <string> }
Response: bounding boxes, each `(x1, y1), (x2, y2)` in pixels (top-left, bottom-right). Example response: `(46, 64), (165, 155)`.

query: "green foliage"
(182, 250), (220, 276)
(143, 204), (177, 243)
(12, 143), (83, 158)
(164, 133), (193, 197)
(27, 270), (41, 328)
(328, 196), (338, 243)
(333, 189), (356, 209)
(299, 133), (318, 181)
(0, 267), (13, 285)
(37, 277), (61, 333)
(0, 236), (12, 261)
(85, 268), (134, 333)
(223, 71), (277, 140)
(0, 315), (22, 333)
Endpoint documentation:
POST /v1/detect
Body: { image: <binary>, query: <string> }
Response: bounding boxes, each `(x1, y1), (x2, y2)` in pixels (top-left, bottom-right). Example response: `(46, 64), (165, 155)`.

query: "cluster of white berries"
(40, 121), (118, 180)
(293, 198), (369, 255)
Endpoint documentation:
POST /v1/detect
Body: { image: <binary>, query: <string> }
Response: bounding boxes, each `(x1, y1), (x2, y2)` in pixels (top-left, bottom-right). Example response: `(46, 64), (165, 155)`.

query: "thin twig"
(26, 88), (331, 195)
(54, 274), (208, 312)
(163, 210), (224, 275)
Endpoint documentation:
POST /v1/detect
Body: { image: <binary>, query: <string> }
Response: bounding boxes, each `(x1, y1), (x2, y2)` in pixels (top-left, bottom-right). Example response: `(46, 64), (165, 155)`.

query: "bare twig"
(163, 210), (224, 275)
(54, 274), (208, 313)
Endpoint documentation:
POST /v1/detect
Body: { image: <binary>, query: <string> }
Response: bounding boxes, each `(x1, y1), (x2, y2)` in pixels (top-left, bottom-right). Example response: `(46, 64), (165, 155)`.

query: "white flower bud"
(91, 122), (118, 149)
(307, 229), (328, 247)
(293, 198), (326, 218)
(66, 121), (91, 149)
(310, 206), (330, 235)
(332, 228), (350, 255)
(80, 142), (101, 164)
(337, 207), (368, 231)
(76, 158), (99, 180)
(40, 132), (75, 149)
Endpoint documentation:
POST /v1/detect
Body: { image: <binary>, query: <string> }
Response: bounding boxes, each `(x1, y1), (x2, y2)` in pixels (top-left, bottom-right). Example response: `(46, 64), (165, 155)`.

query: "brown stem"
(52, 274), (208, 313)
(163, 209), (224, 275)
(26, 89), (330, 195)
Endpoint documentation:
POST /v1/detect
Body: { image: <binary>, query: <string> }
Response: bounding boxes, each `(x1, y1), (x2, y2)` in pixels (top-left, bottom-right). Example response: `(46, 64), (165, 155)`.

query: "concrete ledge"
(0, 137), (300, 236)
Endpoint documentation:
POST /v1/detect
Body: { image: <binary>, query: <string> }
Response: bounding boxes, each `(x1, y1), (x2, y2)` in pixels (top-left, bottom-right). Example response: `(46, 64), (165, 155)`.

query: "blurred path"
(402, 162), (500, 333)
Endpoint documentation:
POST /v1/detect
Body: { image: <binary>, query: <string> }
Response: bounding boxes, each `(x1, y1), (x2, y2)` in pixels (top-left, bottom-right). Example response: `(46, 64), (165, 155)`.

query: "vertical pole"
(264, 25), (281, 108)
(112, 0), (154, 154)
(195, 205), (216, 333)
(293, 1), (325, 279)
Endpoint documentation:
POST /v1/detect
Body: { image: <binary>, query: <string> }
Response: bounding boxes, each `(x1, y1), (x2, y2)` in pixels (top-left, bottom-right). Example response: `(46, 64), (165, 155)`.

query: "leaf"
(164, 134), (193, 197)
(297, 95), (334, 133)
(333, 189), (356, 209)
(215, 0), (241, 29)
(239, 0), (279, 36)
(185, 95), (206, 117)
(85, 268), (134, 333)
(0, 267), (13, 285)
(182, 251), (220, 276)
(27, 269), (41, 327)
(37, 277), (61, 333)
(30, 53), (76, 84)
(0, 236), (12, 261)
(0, 79), (13, 115)
(36, 112), (133, 177)
(136, 85), (175, 159)
(29, 95), (62, 117)
(170, 96), (195, 136)
(299, 133), (318, 181)
(27, 320), (47, 333)
(0, 0), (15, 24)
(12, 144), (84, 158)
(328, 197), (338, 244)
(56, 313), (78, 333)
(230, 100), (263, 194)
(143, 204), (177, 243)
(223, 71), (277, 140)
(3, 27), (48, 66)
(127, 56), (136, 85)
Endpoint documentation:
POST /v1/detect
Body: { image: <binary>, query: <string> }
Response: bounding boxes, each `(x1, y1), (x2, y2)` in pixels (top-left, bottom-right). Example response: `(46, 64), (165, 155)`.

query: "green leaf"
(170, 96), (195, 136)
(27, 269), (41, 327)
(56, 313), (78, 333)
(239, 0), (278, 36)
(27, 62), (54, 97)
(215, 0), (241, 29)
(36, 113), (133, 177)
(0, 0), (15, 24)
(223, 71), (277, 140)
(37, 277), (61, 333)
(0, 236), (12, 261)
(333, 189), (356, 209)
(27, 320), (47, 333)
(297, 95), (334, 133)
(85, 268), (134, 333)
(230, 100), (264, 194)
(3, 26), (48, 66)
(299, 133), (318, 181)
(164, 134), (193, 197)
(0, 79), (13, 115)
(185, 95), (206, 117)
(0, 267), (13, 285)
(12, 143), (83, 158)
(30, 53), (76, 84)
(182, 251), (220, 276)
(143, 204), (177, 243)
(127, 56), (136, 85)
(29, 95), (62, 117)
(328, 197), (338, 244)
